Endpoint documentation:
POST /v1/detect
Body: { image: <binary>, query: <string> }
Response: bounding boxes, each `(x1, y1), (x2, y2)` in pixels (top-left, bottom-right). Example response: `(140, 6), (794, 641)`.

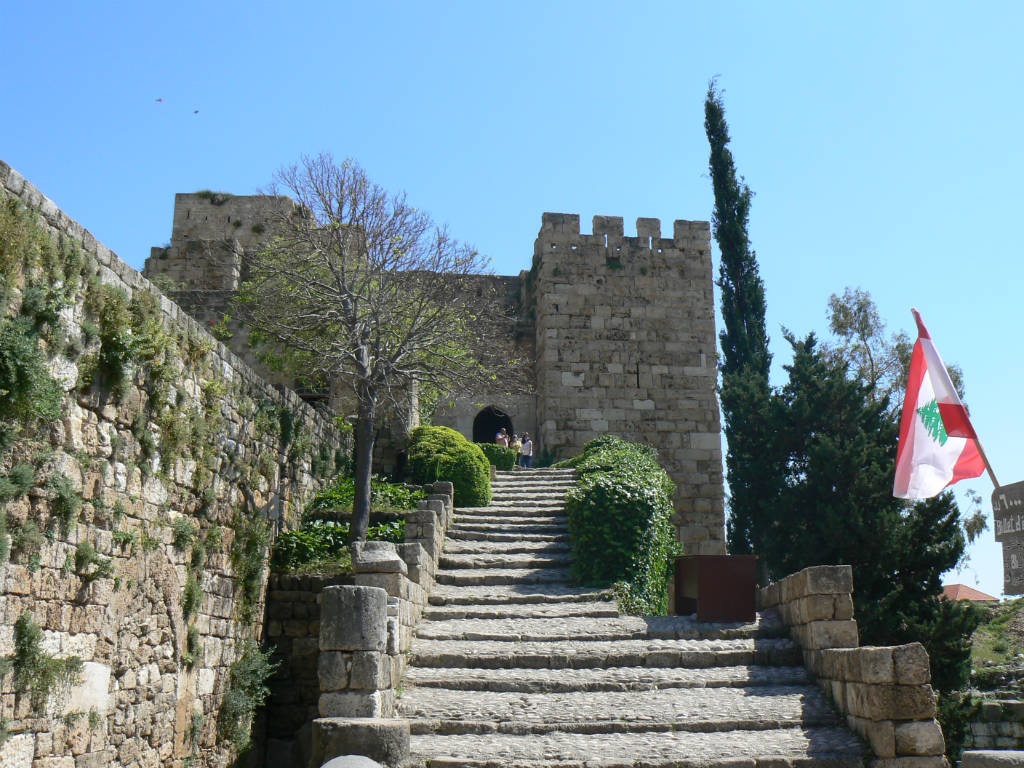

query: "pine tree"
(761, 332), (980, 695)
(704, 82), (773, 555)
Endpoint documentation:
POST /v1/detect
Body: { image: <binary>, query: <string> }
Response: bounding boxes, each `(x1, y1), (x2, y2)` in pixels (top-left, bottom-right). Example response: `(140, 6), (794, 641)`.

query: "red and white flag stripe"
(893, 309), (985, 499)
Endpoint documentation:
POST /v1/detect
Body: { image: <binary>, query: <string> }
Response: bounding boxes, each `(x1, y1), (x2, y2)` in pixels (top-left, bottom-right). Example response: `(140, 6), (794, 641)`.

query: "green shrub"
(271, 518), (405, 572)
(49, 474), (81, 536)
(171, 518), (198, 551)
(182, 574), (203, 619)
(564, 435), (679, 615)
(10, 519), (44, 567)
(406, 426), (490, 506)
(73, 541), (113, 584)
(305, 476), (426, 519)
(217, 639), (278, 753)
(476, 442), (517, 470)
(0, 512), (9, 563)
(0, 316), (62, 428)
(2, 612), (83, 712)
(230, 514), (271, 624)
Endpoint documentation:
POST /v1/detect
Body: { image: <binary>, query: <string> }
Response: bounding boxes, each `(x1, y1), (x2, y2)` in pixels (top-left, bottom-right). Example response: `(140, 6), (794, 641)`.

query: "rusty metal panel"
(992, 481), (1024, 594)
(674, 555), (757, 622)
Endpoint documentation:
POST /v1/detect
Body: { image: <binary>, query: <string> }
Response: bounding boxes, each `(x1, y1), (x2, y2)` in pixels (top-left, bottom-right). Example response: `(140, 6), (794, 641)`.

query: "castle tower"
(533, 213), (725, 555)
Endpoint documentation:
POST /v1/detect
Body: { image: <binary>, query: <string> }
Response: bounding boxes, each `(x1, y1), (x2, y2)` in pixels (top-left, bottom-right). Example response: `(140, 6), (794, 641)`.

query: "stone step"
(451, 524), (567, 536)
(454, 518), (569, 528)
(427, 584), (612, 606)
(398, 684), (843, 732)
(434, 567), (573, 587)
(402, 663), (812, 693)
(456, 506), (567, 518)
(415, 616), (649, 642)
(439, 552), (573, 571)
(446, 529), (568, 543)
(478, 495), (569, 504)
(422, 601), (619, 621)
(409, 637), (801, 669)
(443, 540), (570, 556)
(407, 726), (865, 768)
(415, 614), (786, 642)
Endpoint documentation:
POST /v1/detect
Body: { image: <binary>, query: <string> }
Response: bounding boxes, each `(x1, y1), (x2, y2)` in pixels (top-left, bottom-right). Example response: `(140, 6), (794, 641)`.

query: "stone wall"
(759, 565), (947, 765)
(531, 213), (724, 554)
(968, 701), (1024, 750)
(310, 483), (453, 768)
(0, 161), (347, 768)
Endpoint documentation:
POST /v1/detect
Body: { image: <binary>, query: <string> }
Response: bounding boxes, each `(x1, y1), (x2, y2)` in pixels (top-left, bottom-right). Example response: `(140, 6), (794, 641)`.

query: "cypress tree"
(704, 82), (773, 556)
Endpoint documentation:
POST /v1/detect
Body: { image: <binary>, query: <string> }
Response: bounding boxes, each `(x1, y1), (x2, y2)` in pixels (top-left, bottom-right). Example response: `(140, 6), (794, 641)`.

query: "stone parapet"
(314, 481), (454, 766)
(759, 565), (946, 766)
(968, 701), (1024, 751)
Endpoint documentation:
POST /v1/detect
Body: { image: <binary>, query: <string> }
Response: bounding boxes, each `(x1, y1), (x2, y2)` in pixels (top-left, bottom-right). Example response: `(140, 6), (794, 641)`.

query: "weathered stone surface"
(321, 586), (388, 652)
(320, 757), (384, 768)
(892, 643), (932, 685)
(311, 718), (410, 768)
(963, 751), (1024, 768)
(845, 682), (936, 721)
(894, 720), (945, 756)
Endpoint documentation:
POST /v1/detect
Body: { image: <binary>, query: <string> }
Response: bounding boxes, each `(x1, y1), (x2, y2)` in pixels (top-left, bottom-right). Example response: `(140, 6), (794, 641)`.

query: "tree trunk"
(349, 388), (377, 544)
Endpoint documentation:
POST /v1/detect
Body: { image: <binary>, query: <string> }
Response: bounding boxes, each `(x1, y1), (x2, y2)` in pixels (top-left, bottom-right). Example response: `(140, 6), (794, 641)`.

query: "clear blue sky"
(3, 1), (1020, 597)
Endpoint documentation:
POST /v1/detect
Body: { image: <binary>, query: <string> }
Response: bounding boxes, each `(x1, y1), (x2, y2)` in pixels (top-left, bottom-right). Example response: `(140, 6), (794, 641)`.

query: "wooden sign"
(993, 480), (1024, 594)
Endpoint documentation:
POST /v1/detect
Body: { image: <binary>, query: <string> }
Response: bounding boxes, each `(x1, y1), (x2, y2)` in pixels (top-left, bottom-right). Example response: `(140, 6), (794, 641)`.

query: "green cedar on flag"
(893, 309), (984, 499)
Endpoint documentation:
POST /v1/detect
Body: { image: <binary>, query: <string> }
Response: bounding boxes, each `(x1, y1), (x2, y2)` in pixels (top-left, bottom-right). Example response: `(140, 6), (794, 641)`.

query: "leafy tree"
(762, 331), (982, 693)
(237, 155), (517, 542)
(704, 81), (773, 556)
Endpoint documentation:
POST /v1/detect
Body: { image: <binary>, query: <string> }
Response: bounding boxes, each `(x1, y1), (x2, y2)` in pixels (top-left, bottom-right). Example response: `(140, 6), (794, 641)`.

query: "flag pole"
(974, 437), (1000, 488)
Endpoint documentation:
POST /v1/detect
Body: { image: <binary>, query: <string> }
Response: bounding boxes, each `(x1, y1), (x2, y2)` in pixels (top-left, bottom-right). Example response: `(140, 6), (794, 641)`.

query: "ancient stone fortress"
(144, 195), (726, 555)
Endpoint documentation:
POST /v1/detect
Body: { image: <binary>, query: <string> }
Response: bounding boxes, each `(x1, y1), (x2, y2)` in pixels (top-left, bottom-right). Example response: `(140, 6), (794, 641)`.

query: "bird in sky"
(155, 97), (163, 103)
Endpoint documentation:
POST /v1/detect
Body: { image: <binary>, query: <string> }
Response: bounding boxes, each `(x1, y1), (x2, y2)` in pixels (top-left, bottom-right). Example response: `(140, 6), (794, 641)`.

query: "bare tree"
(236, 154), (519, 542)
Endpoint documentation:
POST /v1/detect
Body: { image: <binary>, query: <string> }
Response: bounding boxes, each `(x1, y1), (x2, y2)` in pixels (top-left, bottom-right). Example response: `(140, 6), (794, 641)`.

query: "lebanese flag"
(893, 308), (985, 499)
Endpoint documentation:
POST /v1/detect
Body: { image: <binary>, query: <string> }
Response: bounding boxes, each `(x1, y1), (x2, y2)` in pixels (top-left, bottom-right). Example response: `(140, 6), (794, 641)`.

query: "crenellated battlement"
(539, 212), (710, 246)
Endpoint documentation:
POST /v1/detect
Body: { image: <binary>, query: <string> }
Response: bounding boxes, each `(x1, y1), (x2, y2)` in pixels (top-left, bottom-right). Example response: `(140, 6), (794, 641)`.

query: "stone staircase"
(398, 468), (867, 767)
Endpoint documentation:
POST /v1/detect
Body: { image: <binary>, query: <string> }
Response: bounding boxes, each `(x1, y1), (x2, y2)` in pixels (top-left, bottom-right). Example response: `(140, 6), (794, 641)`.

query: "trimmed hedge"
(406, 426), (491, 507)
(564, 435), (679, 615)
(476, 442), (517, 471)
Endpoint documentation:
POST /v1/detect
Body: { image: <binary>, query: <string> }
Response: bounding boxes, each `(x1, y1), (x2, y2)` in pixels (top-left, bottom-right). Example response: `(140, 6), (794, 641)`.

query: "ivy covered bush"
(476, 442), (517, 471)
(406, 426), (491, 506)
(561, 435), (679, 615)
(304, 475), (426, 519)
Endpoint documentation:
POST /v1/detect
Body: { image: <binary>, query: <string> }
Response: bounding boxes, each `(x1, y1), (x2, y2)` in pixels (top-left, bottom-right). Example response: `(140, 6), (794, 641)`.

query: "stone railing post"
(760, 565), (946, 765)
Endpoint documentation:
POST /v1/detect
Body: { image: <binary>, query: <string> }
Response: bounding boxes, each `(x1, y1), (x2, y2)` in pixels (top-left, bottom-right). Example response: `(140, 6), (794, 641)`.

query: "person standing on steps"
(510, 432), (522, 468)
(519, 433), (533, 468)
(495, 428), (509, 447)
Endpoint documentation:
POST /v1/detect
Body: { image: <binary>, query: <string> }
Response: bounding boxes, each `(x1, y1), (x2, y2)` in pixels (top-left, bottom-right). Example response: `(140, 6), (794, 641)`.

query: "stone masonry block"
(894, 721), (945, 756)
(868, 759), (946, 768)
(856, 647), (897, 684)
(349, 651), (391, 691)
(963, 752), (1024, 768)
(794, 594), (842, 623)
(892, 644), (932, 685)
(311, 718), (410, 768)
(804, 620), (859, 650)
(849, 714), (896, 757)
(320, 586), (387, 652)
(804, 565), (854, 596)
(318, 651), (352, 691)
(319, 690), (393, 718)
(845, 682), (936, 721)
(352, 541), (408, 575)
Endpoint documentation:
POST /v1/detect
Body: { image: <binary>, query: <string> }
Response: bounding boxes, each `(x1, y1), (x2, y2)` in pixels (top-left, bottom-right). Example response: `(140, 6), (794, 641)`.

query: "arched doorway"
(472, 406), (514, 444)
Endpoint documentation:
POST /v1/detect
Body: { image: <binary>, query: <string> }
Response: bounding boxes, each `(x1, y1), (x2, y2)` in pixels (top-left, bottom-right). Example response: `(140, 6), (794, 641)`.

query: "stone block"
(856, 647), (896, 684)
(350, 651), (390, 691)
(804, 620), (859, 650)
(319, 690), (391, 718)
(804, 564), (854, 595)
(893, 644), (931, 685)
(868, 758), (947, 768)
(320, 586), (387, 652)
(963, 755), (1024, 768)
(982, 701), (1004, 722)
(311, 718), (410, 768)
(894, 721), (945, 756)
(319, 651), (353, 691)
(0, 733), (34, 768)
(845, 682), (936, 721)
(849, 714), (896, 757)
(352, 542), (407, 575)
